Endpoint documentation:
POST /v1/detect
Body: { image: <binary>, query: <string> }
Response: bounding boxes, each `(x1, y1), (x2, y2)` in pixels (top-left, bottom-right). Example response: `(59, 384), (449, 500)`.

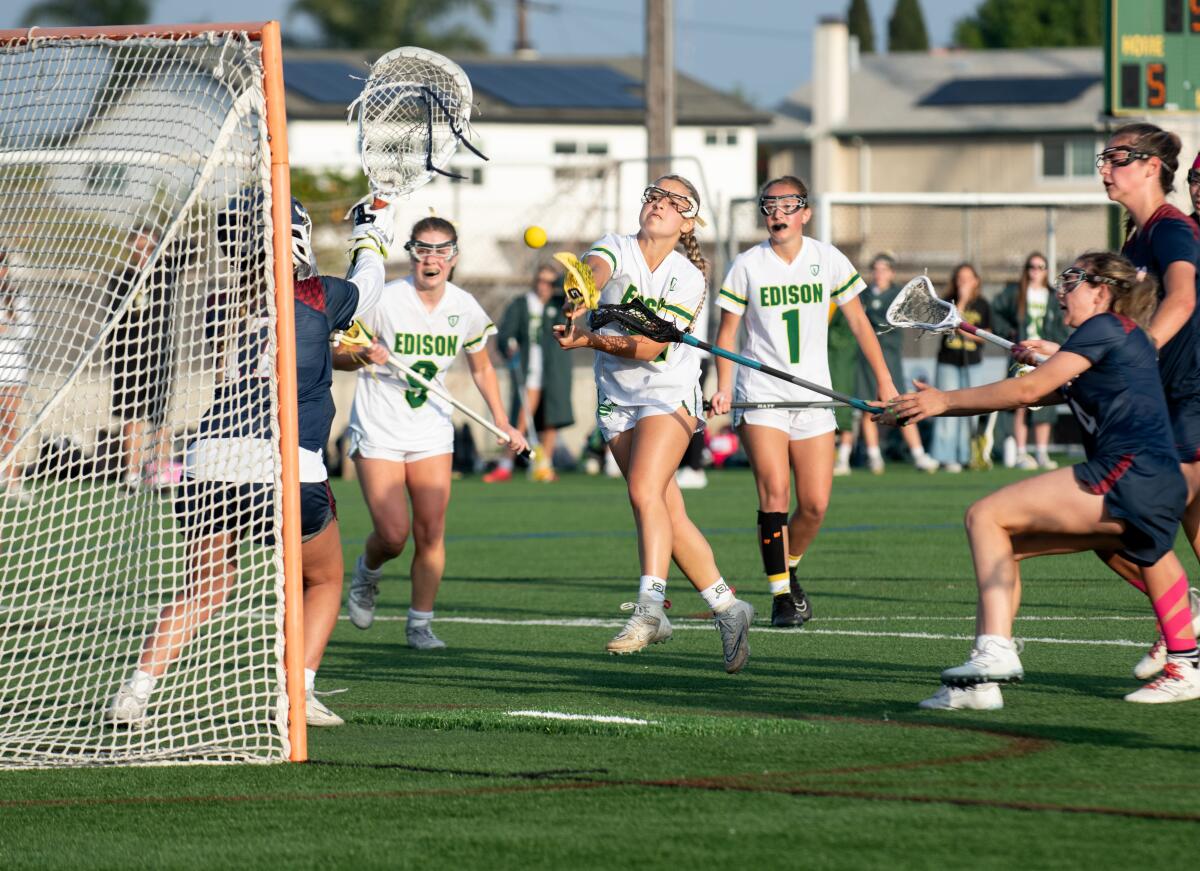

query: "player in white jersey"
(555, 174), (756, 673)
(709, 176), (898, 628)
(336, 217), (526, 650)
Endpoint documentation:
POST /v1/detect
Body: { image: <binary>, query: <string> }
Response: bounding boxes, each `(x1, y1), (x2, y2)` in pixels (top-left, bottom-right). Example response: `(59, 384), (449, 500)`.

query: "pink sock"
(1152, 574), (1197, 653)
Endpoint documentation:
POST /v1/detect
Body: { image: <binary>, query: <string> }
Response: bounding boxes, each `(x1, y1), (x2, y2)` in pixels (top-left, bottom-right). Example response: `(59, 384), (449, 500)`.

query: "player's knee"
(760, 482), (791, 513)
(411, 519), (445, 550)
(963, 499), (998, 536)
(793, 499), (828, 526)
(374, 524), (410, 556)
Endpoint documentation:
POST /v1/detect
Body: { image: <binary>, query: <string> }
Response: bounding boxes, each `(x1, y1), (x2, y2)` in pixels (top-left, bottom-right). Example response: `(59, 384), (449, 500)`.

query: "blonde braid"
(679, 229), (708, 334)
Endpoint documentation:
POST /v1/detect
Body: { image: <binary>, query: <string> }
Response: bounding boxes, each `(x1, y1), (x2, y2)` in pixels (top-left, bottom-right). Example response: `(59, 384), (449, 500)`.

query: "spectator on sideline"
(928, 263), (991, 473)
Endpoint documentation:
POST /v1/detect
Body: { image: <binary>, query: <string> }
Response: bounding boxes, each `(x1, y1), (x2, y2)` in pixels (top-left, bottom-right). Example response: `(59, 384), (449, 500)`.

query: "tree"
(847, 0), (875, 54)
(290, 0), (494, 53)
(21, 0), (151, 27)
(887, 0), (929, 52)
(953, 0), (1102, 49)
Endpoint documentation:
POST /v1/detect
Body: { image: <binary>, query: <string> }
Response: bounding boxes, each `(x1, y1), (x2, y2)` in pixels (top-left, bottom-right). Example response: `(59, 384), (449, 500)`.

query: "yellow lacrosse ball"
(523, 226), (547, 249)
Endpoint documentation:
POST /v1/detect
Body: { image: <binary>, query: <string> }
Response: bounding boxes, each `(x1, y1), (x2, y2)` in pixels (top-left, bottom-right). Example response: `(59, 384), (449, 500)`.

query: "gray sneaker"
(714, 598), (754, 674)
(104, 683), (149, 727)
(406, 622), (447, 650)
(606, 600), (672, 654)
(347, 555), (380, 630)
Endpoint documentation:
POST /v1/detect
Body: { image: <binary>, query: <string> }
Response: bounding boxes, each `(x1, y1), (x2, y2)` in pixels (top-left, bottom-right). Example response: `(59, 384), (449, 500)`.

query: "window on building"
(1040, 137), (1097, 179)
(705, 128), (739, 147)
(586, 142), (608, 155)
(553, 142), (578, 155)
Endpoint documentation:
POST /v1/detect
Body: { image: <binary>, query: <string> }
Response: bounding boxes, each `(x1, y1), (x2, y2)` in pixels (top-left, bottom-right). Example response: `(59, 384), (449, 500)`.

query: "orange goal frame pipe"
(0, 20), (308, 762)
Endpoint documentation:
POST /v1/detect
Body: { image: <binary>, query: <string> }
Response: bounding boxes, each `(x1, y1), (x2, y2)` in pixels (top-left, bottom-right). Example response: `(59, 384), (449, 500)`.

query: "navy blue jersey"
(1061, 312), (1186, 566)
(1121, 204), (1200, 407)
(198, 275), (358, 453)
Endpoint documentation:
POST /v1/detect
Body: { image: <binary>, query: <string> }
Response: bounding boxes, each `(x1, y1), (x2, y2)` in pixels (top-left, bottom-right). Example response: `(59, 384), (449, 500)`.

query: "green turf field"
(1, 465), (1198, 869)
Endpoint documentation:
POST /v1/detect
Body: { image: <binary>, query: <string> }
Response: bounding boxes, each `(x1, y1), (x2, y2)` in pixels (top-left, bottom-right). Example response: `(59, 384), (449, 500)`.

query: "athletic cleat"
(832, 460), (851, 477)
(789, 577), (813, 623)
(868, 457), (885, 475)
(1124, 661), (1200, 704)
(105, 683), (149, 727)
(913, 453), (939, 473)
(770, 592), (804, 628)
(714, 598), (754, 674)
(305, 690), (345, 726)
(918, 682), (1003, 711)
(1133, 587), (1200, 680)
(406, 623), (447, 650)
(530, 466), (557, 483)
(347, 555), (380, 630)
(607, 600), (672, 654)
(482, 465), (512, 483)
(941, 638), (1024, 686)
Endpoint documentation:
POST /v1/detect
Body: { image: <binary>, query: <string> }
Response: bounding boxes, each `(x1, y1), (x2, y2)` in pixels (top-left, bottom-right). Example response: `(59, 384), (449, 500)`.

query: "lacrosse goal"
(0, 22), (304, 766)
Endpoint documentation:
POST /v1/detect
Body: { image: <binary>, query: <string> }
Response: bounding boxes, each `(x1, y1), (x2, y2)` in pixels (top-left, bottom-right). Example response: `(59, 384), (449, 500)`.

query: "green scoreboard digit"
(1108, 0), (1200, 114)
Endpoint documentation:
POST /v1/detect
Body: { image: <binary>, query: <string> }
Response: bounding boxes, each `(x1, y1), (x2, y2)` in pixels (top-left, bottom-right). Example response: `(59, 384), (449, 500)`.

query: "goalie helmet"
(291, 197), (317, 280)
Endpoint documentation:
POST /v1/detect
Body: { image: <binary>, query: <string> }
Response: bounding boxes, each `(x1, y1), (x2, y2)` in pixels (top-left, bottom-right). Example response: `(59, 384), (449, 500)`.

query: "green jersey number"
(404, 359), (440, 408)
(780, 308), (802, 365)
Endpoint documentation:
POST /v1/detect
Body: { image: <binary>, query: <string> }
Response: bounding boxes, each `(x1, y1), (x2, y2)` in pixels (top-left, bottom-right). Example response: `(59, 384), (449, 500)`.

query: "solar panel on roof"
(459, 63), (643, 109)
(283, 59), (366, 105)
(918, 75), (1100, 107)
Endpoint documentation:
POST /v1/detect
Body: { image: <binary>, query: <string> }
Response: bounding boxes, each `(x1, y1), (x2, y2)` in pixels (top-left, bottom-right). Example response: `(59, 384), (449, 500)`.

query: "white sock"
(836, 443), (851, 464)
(867, 446), (882, 461)
(358, 555), (383, 578)
(639, 575), (667, 603)
(976, 634), (1011, 650)
(700, 579), (735, 612)
(304, 667), (316, 693)
(129, 669), (156, 700)
(408, 608), (434, 628)
(911, 446), (927, 459)
(788, 553), (803, 570)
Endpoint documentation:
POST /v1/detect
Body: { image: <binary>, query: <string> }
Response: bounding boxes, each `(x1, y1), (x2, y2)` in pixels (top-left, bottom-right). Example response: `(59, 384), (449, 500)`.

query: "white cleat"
(832, 460), (851, 477)
(406, 623), (447, 650)
(105, 683), (149, 727)
(918, 682), (1004, 711)
(1124, 661), (1200, 704)
(941, 638), (1024, 687)
(1133, 587), (1200, 680)
(713, 598), (755, 674)
(913, 454), (939, 473)
(305, 690), (345, 726)
(606, 600), (672, 655)
(347, 555), (380, 630)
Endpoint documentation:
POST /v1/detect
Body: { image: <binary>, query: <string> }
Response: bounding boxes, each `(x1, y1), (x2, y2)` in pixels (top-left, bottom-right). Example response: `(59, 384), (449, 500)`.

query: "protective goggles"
(642, 185), (699, 219)
(404, 239), (458, 260)
(1055, 267), (1123, 296)
(1188, 169), (1200, 185)
(758, 194), (807, 216)
(1095, 147), (1152, 169)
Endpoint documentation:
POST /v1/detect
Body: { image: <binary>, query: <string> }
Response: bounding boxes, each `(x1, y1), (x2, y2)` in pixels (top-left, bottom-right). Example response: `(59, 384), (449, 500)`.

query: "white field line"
(506, 710), (655, 725)
(342, 614), (1151, 648)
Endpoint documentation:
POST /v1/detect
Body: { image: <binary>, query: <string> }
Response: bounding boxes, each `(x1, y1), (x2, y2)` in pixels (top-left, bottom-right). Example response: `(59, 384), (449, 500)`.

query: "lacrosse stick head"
(553, 252), (600, 312)
(350, 47), (477, 200)
(589, 299), (682, 344)
(885, 275), (959, 333)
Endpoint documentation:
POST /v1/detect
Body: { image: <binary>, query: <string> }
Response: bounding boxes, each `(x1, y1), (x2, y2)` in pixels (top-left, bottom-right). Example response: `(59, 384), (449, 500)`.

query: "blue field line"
(443, 521), (961, 544)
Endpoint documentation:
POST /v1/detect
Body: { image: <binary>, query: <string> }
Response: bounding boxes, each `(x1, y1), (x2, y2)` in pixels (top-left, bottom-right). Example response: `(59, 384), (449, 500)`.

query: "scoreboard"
(1109, 0), (1200, 114)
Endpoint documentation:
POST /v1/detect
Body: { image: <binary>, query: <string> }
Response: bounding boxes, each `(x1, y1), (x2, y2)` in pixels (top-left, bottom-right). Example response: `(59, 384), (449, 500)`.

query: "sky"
(5, 0), (981, 108)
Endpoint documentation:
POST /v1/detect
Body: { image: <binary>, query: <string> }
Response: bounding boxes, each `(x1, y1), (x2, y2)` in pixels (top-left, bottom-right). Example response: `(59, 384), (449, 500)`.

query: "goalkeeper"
(106, 193), (394, 728)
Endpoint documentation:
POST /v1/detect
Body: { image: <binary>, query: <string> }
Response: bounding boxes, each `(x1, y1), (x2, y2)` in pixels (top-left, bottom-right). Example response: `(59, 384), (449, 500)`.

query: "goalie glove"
(347, 196), (395, 261)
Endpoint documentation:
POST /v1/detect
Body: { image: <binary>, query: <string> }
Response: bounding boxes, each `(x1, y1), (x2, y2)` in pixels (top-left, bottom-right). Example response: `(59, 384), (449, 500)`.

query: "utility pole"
(514, 0), (534, 57)
(645, 0), (674, 182)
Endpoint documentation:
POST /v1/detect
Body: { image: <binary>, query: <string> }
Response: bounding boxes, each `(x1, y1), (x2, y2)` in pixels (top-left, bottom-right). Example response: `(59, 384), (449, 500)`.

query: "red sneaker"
(482, 466), (512, 483)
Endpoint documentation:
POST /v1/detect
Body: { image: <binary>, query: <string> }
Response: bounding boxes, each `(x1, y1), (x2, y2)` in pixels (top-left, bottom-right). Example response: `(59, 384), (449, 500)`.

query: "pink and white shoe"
(1125, 660), (1200, 704)
(1133, 587), (1200, 680)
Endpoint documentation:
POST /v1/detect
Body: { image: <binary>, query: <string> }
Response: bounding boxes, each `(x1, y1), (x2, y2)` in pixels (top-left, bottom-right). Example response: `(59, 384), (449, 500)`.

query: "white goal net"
(0, 26), (293, 766)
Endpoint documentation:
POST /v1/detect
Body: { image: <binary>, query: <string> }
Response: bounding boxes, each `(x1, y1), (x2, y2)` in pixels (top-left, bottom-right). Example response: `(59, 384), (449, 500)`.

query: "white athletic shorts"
(349, 429), (453, 464)
(596, 387), (703, 442)
(733, 406), (836, 441)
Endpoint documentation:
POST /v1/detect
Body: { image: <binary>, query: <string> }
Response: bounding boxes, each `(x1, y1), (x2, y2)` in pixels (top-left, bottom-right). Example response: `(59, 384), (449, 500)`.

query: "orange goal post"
(0, 21), (305, 765)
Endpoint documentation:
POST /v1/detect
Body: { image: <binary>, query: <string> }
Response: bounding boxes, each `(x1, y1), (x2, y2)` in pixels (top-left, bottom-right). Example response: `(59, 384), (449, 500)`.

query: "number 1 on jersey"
(781, 308), (801, 365)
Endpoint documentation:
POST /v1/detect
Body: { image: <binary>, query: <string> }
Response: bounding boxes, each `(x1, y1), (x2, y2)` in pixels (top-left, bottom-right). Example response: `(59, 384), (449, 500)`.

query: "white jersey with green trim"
(348, 278), (495, 448)
(717, 238), (864, 403)
(586, 232), (707, 409)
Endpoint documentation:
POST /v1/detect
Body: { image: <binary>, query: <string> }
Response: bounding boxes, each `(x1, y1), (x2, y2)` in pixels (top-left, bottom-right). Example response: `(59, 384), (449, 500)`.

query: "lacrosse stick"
(886, 275), (1048, 364)
(339, 321), (531, 459)
(348, 46), (487, 204)
(703, 399), (844, 412)
(589, 299), (879, 414)
(552, 252), (601, 313)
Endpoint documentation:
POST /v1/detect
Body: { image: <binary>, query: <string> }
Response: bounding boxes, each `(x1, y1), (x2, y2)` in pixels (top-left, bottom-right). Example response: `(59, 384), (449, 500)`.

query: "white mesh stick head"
(349, 47), (477, 199)
(885, 275), (960, 333)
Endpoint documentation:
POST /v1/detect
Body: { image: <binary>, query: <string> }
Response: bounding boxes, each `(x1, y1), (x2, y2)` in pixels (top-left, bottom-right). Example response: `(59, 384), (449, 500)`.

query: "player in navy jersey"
(106, 195), (394, 727)
(1096, 123), (1200, 680)
(890, 252), (1200, 708)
